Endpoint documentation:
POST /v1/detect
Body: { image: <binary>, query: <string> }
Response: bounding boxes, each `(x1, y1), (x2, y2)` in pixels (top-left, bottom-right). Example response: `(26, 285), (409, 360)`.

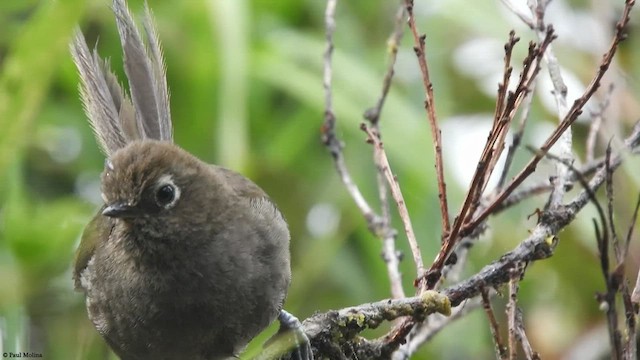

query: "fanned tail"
(70, 30), (129, 155)
(113, 0), (172, 142)
(71, 0), (172, 156)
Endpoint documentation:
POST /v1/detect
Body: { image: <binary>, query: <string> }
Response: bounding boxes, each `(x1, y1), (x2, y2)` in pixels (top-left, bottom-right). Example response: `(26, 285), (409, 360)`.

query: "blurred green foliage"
(0, 0), (639, 359)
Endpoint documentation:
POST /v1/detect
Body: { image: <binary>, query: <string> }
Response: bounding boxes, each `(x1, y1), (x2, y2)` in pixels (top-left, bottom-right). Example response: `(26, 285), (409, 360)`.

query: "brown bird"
(71, 1), (310, 359)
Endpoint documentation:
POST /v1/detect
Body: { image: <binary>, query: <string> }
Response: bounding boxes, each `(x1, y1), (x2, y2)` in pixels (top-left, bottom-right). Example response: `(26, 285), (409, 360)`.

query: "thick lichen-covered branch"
(261, 292), (451, 359)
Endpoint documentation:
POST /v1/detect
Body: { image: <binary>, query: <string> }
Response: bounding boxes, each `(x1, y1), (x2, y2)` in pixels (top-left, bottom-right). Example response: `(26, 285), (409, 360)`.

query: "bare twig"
(363, 3), (405, 127)
(497, 86), (536, 191)
(586, 84), (614, 162)
(389, 2), (634, 351)
(596, 161), (622, 360)
(485, 31), (521, 196)
(620, 280), (636, 359)
(506, 264), (524, 360)
(315, 0), (638, 358)
(611, 163), (639, 360)
(321, 0), (408, 301)
(625, 193), (640, 260)
(426, 29), (555, 288)
(500, 0), (535, 28)
(444, 121), (640, 308)
(321, 0), (380, 226)
(631, 273), (640, 305)
(404, 0), (450, 235)
(495, 183), (553, 211)
(540, 145), (623, 359)
(514, 308), (539, 360)
(441, 41), (539, 295)
(295, 121), (640, 359)
(494, 146), (633, 213)
(363, 2), (407, 300)
(605, 144), (623, 263)
(362, 124), (425, 285)
(587, 116), (604, 163)
(306, 291), (451, 338)
(460, 0), (635, 238)
(526, 0), (574, 208)
(481, 287), (507, 360)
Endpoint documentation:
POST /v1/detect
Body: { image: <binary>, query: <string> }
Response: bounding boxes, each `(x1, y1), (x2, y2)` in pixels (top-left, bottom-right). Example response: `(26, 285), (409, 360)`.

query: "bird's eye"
(154, 175), (181, 209)
(155, 184), (176, 206)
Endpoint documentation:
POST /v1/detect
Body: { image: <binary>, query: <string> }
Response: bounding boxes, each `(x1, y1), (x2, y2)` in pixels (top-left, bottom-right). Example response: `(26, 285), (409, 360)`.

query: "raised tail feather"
(71, 0), (172, 156)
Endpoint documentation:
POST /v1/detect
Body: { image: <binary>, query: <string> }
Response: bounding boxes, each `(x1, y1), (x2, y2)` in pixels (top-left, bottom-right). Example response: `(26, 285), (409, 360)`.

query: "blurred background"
(1, 0), (640, 359)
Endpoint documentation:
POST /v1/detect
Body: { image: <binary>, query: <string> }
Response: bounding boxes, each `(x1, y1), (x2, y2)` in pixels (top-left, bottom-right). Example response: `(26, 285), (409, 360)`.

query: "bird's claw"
(276, 310), (313, 360)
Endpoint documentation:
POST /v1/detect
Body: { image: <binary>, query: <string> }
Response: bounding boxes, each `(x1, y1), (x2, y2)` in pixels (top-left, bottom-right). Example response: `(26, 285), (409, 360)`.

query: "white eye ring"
(155, 175), (181, 209)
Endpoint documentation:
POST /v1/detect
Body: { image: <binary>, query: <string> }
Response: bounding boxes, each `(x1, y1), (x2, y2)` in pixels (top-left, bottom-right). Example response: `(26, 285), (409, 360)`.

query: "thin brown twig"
(614, 192), (639, 357)
(514, 308), (539, 360)
(379, 122), (638, 359)
(620, 280), (636, 359)
(481, 287), (507, 360)
(605, 144), (623, 263)
(314, 0), (640, 358)
(413, 1), (633, 349)
(362, 123), (425, 284)
(495, 183), (553, 211)
(527, 0), (573, 210)
(484, 31), (521, 196)
(603, 146), (638, 359)
(321, 0), (380, 226)
(426, 28), (556, 288)
(321, 0), (411, 303)
(531, 0), (574, 210)
(432, 32), (524, 288)
(362, 120), (429, 356)
(389, 3), (636, 345)
(443, 121), (640, 308)
(404, 0), (450, 236)
(492, 31), (519, 147)
(363, 3), (405, 127)
(586, 84), (614, 163)
(507, 264), (524, 360)
(500, 0), (535, 28)
(587, 116), (604, 163)
(389, 122), (640, 359)
(460, 0), (635, 238)
(624, 193), (640, 258)
(538, 143), (637, 360)
(364, 2), (407, 300)
(493, 146), (624, 214)
(497, 83), (536, 191)
(540, 146), (624, 359)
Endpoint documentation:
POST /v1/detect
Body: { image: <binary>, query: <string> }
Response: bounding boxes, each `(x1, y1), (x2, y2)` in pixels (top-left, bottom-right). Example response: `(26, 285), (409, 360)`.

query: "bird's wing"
(73, 208), (112, 291)
(211, 165), (289, 235)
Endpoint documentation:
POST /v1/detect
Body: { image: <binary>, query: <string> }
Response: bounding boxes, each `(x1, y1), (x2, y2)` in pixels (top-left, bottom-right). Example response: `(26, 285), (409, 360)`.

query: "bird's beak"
(102, 202), (139, 218)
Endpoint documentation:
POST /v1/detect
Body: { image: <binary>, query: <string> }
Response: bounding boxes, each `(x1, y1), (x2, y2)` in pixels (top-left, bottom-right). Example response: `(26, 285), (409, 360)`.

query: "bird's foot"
(256, 310), (313, 360)
(276, 310), (313, 360)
